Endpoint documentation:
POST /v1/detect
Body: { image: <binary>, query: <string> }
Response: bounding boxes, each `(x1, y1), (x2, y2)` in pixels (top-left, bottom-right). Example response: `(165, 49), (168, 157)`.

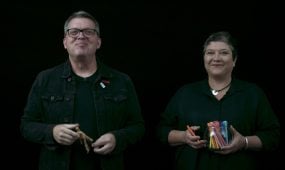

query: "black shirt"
(70, 72), (101, 170)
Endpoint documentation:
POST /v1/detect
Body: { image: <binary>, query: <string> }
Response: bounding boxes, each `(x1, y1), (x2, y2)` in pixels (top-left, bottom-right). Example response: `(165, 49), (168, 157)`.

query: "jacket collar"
(61, 59), (114, 81)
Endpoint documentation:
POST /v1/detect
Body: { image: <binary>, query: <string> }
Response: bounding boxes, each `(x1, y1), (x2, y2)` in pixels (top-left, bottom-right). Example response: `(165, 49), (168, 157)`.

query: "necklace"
(211, 82), (231, 96)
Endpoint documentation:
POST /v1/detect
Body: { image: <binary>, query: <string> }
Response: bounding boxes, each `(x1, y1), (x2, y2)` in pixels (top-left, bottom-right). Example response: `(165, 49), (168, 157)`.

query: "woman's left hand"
(214, 125), (245, 155)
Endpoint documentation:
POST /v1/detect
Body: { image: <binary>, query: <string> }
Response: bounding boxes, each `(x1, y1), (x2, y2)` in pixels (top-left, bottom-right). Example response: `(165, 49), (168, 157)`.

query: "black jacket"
(20, 60), (145, 170)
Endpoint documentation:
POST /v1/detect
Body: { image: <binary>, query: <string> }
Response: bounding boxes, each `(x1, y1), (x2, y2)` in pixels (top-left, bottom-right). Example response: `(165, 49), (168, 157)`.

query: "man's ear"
(63, 37), (67, 49)
(96, 38), (102, 49)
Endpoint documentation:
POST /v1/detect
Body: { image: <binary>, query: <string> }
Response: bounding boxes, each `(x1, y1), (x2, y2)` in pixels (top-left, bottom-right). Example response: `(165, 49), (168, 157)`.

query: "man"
(20, 10), (145, 170)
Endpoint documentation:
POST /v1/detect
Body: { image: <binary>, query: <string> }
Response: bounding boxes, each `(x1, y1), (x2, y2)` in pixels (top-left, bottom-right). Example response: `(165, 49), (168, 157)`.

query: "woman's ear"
(233, 57), (237, 67)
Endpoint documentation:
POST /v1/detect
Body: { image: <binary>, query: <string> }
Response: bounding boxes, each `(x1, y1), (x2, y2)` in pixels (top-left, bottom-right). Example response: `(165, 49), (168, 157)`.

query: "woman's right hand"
(184, 126), (207, 149)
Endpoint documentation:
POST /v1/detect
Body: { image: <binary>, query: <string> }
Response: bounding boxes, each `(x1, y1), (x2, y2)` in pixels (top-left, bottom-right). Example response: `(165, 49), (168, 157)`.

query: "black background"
(3, 1), (284, 169)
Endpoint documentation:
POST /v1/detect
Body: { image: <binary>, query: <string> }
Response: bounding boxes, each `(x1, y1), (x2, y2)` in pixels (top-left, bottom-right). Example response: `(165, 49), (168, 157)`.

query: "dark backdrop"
(3, 1), (284, 169)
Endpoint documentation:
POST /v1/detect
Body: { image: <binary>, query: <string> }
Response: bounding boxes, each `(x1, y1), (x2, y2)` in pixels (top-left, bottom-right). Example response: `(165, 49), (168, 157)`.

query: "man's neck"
(70, 56), (98, 78)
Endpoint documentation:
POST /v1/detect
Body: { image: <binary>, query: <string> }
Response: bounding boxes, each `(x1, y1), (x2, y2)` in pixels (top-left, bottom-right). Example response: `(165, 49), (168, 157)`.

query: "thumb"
(229, 125), (240, 136)
(64, 123), (79, 130)
(230, 125), (236, 132)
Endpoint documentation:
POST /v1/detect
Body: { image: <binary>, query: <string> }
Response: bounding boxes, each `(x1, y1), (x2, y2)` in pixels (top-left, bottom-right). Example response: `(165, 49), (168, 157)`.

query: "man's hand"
(92, 133), (116, 155)
(53, 124), (79, 145)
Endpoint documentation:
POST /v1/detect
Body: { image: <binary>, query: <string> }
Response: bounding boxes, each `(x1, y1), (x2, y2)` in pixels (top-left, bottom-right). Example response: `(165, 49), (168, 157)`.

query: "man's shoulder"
(100, 64), (131, 80)
(36, 62), (66, 78)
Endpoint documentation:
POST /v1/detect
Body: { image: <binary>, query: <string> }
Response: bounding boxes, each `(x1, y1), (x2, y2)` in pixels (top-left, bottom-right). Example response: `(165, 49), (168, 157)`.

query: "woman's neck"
(208, 76), (232, 97)
(208, 76), (232, 90)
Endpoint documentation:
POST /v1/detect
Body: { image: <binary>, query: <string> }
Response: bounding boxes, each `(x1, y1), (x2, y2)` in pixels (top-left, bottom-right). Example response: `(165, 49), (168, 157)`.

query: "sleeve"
(156, 88), (182, 144)
(111, 75), (145, 154)
(20, 73), (58, 149)
(255, 87), (280, 151)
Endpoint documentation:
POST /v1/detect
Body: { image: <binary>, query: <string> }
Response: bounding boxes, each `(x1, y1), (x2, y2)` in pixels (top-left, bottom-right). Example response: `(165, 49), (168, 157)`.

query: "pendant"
(211, 89), (218, 96)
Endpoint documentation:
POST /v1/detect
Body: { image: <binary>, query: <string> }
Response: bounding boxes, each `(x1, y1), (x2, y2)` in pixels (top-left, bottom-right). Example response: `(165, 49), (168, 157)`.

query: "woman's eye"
(206, 51), (215, 55)
(220, 51), (230, 55)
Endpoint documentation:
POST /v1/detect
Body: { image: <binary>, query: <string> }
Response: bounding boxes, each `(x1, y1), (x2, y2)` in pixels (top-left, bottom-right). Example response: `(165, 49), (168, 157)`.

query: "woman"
(157, 31), (280, 170)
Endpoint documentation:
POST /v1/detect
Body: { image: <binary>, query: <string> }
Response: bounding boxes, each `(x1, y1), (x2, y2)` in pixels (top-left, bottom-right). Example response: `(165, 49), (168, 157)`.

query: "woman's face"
(204, 41), (236, 78)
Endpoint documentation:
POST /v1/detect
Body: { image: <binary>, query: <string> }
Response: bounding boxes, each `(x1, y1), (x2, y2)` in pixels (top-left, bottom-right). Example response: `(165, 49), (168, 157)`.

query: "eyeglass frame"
(65, 28), (99, 38)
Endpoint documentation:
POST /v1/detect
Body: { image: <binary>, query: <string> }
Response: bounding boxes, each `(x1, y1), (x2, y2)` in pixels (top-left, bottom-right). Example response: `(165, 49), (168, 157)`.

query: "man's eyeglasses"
(66, 28), (99, 38)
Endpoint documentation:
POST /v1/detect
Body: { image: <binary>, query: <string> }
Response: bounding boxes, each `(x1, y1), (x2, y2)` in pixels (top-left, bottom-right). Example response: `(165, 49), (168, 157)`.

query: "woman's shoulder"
(233, 78), (259, 88)
(232, 78), (264, 94)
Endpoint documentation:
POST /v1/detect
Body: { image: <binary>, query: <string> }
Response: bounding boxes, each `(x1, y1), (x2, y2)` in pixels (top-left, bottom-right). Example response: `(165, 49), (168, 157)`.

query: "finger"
(191, 126), (200, 131)
(93, 144), (106, 154)
(92, 139), (105, 148)
(64, 128), (80, 139)
(58, 134), (75, 145)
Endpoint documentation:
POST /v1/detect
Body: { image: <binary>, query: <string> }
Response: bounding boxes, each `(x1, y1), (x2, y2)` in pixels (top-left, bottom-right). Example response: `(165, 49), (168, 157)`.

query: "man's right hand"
(53, 124), (80, 145)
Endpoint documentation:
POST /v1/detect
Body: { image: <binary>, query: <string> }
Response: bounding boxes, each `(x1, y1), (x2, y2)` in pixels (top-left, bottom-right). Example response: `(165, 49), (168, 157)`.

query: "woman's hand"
(184, 126), (207, 149)
(215, 125), (245, 154)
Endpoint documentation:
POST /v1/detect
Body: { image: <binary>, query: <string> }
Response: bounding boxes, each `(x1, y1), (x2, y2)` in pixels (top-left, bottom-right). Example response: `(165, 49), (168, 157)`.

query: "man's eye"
(70, 31), (78, 35)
